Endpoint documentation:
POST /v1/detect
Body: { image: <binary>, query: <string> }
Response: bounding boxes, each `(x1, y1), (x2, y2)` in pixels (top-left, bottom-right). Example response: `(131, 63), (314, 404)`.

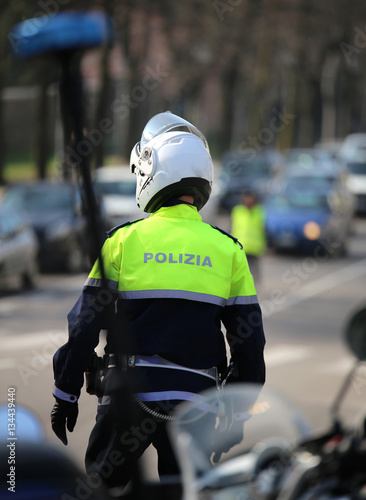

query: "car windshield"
(346, 162), (366, 175)
(266, 191), (329, 210)
(95, 180), (136, 196)
(4, 185), (73, 212)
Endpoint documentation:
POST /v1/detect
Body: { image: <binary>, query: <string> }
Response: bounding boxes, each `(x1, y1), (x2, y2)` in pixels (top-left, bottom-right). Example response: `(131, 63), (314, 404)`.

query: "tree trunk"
(0, 79), (5, 185)
(124, 62), (142, 158)
(94, 43), (111, 169)
(220, 55), (240, 154)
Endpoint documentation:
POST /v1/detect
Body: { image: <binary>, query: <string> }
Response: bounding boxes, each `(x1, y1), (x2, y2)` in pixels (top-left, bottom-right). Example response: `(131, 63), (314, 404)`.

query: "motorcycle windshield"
(168, 383), (311, 500)
(140, 111), (208, 149)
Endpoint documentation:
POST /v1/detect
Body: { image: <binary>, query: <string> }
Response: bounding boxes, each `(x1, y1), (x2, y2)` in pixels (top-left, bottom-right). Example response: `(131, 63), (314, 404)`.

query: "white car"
(338, 134), (366, 214)
(344, 159), (366, 214)
(93, 166), (146, 229)
(338, 133), (366, 160)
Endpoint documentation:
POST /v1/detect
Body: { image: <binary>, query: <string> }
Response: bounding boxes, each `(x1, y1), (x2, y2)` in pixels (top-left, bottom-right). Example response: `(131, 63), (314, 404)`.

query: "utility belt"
(85, 351), (219, 397)
(108, 353), (218, 382)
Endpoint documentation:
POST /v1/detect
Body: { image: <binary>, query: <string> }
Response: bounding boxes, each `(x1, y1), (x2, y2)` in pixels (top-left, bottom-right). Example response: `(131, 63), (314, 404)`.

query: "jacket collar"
(151, 202), (201, 221)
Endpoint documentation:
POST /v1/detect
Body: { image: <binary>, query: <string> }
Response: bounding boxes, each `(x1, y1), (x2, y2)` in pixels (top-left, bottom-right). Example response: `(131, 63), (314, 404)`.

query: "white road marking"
(317, 358), (355, 375)
(264, 344), (313, 366)
(0, 331), (354, 380)
(263, 258), (366, 317)
(1, 331), (67, 351)
(0, 358), (17, 369)
(0, 274), (85, 314)
(0, 303), (18, 314)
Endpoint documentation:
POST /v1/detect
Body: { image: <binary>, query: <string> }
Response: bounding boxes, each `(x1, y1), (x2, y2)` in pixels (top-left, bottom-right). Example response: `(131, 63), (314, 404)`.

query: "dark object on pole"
(8, 11), (114, 263)
(8, 11), (114, 59)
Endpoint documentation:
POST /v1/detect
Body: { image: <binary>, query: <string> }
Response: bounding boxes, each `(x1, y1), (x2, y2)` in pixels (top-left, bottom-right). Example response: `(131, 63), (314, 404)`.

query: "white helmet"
(130, 112), (213, 213)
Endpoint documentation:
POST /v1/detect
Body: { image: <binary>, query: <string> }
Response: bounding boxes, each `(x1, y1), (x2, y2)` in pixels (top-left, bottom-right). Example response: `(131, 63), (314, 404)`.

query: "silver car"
(0, 205), (39, 290)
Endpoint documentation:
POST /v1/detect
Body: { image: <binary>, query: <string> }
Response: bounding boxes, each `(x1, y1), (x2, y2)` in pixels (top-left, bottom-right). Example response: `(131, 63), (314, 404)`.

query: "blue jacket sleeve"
(221, 303), (266, 385)
(53, 285), (116, 398)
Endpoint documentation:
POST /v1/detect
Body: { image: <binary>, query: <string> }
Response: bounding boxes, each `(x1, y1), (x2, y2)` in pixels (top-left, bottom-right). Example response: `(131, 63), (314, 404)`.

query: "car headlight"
(303, 221), (321, 240)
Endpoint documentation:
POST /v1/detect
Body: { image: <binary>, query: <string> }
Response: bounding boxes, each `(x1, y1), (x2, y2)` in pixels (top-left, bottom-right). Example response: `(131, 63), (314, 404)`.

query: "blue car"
(264, 181), (352, 257)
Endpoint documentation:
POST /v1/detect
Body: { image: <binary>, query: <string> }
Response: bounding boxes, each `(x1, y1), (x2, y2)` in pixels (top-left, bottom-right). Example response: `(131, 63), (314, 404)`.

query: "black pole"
(58, 50), (144, 499)
(59, 51), (105, 266)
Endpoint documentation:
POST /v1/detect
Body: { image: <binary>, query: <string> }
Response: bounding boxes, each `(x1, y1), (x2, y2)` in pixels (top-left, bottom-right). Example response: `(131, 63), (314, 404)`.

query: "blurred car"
(336, 134), (366, 215)
(314, 139), (344, 159)
(274, 147), (356, 216)
(338, 133), (366, 161)
(2, 181), (91, 273)
(343, 159), (366, 214)
(93, 166), (146, 228)
(217, 149), (283, 212)
(0, 205), (38, 290)
(264, 179), (352, 256)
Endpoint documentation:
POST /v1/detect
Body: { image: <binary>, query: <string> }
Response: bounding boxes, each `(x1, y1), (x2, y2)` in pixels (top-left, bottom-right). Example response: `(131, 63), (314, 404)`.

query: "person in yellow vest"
(231, 190), (267, 287)
(51, 112), (266, 493)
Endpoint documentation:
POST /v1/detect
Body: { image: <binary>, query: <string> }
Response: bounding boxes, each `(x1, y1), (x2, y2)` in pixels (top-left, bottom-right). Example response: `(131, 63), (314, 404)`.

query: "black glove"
(51, 397), (78, 445)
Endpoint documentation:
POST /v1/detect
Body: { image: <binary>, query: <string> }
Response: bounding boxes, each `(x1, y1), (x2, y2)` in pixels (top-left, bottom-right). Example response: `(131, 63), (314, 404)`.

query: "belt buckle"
(128, 355), (136, 368)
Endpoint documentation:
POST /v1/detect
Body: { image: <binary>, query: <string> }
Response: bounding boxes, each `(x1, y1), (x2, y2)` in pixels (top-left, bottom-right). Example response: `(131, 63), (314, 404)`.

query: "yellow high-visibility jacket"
(53, 202), (266, 403)
(231, 204), (267, 257)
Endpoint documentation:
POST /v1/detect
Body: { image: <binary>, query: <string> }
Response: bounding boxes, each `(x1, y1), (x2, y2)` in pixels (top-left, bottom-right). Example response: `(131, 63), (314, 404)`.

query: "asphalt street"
(1, 216), (366, 482)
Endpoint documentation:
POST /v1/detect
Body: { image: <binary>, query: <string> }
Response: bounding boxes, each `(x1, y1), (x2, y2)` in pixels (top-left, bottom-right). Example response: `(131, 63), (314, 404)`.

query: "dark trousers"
(85, 403), (180, 490)
(85, 365), (217, 490)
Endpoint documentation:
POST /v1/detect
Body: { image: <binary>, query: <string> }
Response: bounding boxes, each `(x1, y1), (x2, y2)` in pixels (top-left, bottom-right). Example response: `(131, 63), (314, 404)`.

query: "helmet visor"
(140, 111), (208, 150)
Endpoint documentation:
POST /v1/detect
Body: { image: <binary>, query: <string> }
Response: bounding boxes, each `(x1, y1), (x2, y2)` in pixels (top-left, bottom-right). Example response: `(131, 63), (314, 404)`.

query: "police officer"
(231, 189), (267, 286)
(51, 112), (266, 491)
